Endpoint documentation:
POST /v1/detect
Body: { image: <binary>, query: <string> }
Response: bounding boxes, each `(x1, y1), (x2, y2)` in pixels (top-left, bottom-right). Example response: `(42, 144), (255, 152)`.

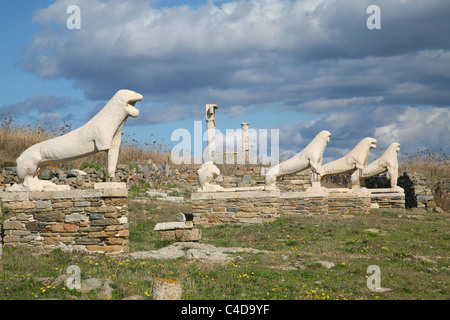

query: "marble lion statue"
(319, 137), (377, 181)
(265, 130), (331, 189)
(350, 142), (401, 189)
(197, 161), (224, 192)
(14, 89), (143, 191)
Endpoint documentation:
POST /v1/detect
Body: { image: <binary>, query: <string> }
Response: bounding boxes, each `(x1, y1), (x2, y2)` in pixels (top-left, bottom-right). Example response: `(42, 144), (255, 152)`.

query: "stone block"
(237, 218), (263, 224)
(7, 230), (31, 236)
(75, 237), (102, 245)
(104, 211), (121, 219)
(86, 245), (123, 253)
(65, 213), (89, 223)
(26, 222), (47, 232)
(89, 231), (114, 238)
(74, 201), (91, 207)
(0, 192), (29, 202)
(44, 236), (60, 245)
(89, 213), (104, 220)
(152, 278), (182, 300)
(34, 211), (65, 222)
(59, 236), (76, 244)
(101, 188), (128, 198)
(35, 201), (52, 209)
(53, 201), (74, 208)
(90, 219), (118, 226)
(105, 237), (124, 245)
(3, 221), (22, 230)
(85, 206), (117, 213)
(16, 213), (33, 221)
(3, 235), (21, 243)
(20, 235), (37, 243)
(50, 223), (78, 233)
(160, 230), (176, 241)
(118, 230), (129, 237)
(5, 201), (36, 211)
(94, 182), (127, 190)
(154, 221), (193, 231)
(117, 216), (128, 224)
(236, 211), (259, 218)
(175, 229), (202, 242)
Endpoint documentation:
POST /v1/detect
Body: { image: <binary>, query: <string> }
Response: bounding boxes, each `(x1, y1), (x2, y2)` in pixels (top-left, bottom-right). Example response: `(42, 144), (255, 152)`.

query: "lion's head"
(116, 89), (143, 118)
(359, 137), (377, 150)
(319, 130), (331, 143)
(390, 142), (400, 153)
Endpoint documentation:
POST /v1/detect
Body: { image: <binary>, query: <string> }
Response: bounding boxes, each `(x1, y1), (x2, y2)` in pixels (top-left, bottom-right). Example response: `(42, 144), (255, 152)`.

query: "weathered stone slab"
(154, 221), (193, 231)
(3, 221), (22, 230)
(94, 182), (127, 190)
(0, 191), (29, 202)
(35, 201), (52, 209)
(191, 188), (279, 200)
(152, 278), (182, 300)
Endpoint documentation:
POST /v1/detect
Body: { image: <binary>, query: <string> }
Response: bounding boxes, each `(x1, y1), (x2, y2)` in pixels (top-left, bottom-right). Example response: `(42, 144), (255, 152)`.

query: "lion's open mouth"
(126, 94), (143, 118)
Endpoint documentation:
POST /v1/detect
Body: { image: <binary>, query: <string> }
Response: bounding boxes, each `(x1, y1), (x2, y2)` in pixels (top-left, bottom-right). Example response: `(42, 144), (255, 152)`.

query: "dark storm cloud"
(0, 95), (76, 118)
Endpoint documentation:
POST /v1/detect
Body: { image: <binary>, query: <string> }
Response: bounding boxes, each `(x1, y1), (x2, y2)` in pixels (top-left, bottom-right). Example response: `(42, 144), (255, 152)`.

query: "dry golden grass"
(0, 114), (170, 168)
(0, 114), (54, 166)
(399, 148), (449, 180)
(1, 114), (448, 179)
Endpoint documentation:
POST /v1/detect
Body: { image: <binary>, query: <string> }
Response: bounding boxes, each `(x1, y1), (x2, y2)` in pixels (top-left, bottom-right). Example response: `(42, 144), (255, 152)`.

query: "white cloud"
(279, 106), (449, 161)
(375, 107), (450, 151)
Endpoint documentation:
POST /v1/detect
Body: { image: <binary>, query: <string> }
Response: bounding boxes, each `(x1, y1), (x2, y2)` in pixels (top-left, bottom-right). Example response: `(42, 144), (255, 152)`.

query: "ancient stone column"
(241, 122), (249, 165)
(206, 104), (218, 162)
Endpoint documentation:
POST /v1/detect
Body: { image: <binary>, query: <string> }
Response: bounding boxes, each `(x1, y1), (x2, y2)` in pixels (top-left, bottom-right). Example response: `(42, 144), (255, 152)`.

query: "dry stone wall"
(0, 183), (129, 254)
(327, 189), (372, 214)
(280, 191), (328, 215)
(191, 189), (281, 226)
(191, 188), (373, 226)
(365, 171), (438, 210)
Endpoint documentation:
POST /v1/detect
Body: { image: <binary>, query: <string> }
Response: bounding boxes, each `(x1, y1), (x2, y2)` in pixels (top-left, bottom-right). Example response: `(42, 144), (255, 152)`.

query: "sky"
(0, 0), (449, 165)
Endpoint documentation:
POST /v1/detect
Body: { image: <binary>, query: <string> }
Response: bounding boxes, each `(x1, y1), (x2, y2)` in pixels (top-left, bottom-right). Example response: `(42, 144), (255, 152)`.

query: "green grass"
(1, 201), (449, 300)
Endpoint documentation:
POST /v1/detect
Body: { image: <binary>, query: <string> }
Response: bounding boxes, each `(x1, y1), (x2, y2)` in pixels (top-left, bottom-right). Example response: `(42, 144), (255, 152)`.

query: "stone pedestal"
(0, 182), (129, 254)
(367, 187), (405, 209)
(192, 187), (281, 226)
(327, 188), (371, 214)
(280, 189), (328, 215)
(191, 186), (374, 225)
(154, 221), (202, 242)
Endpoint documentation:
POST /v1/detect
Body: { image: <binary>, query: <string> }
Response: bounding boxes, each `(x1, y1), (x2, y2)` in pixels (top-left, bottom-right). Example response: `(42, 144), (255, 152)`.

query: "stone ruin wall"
(0, 185), (129, 254)
(192, 188), (374, 226)
(1, 163), (442, 209)
(192, 189), (282, 226)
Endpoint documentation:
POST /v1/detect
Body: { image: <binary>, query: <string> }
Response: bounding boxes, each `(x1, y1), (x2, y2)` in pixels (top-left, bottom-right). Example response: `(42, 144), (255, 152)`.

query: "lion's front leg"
(387, 166), (398, 189)
(105, 122), (125, 181)
(106, 145), (120, 181)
